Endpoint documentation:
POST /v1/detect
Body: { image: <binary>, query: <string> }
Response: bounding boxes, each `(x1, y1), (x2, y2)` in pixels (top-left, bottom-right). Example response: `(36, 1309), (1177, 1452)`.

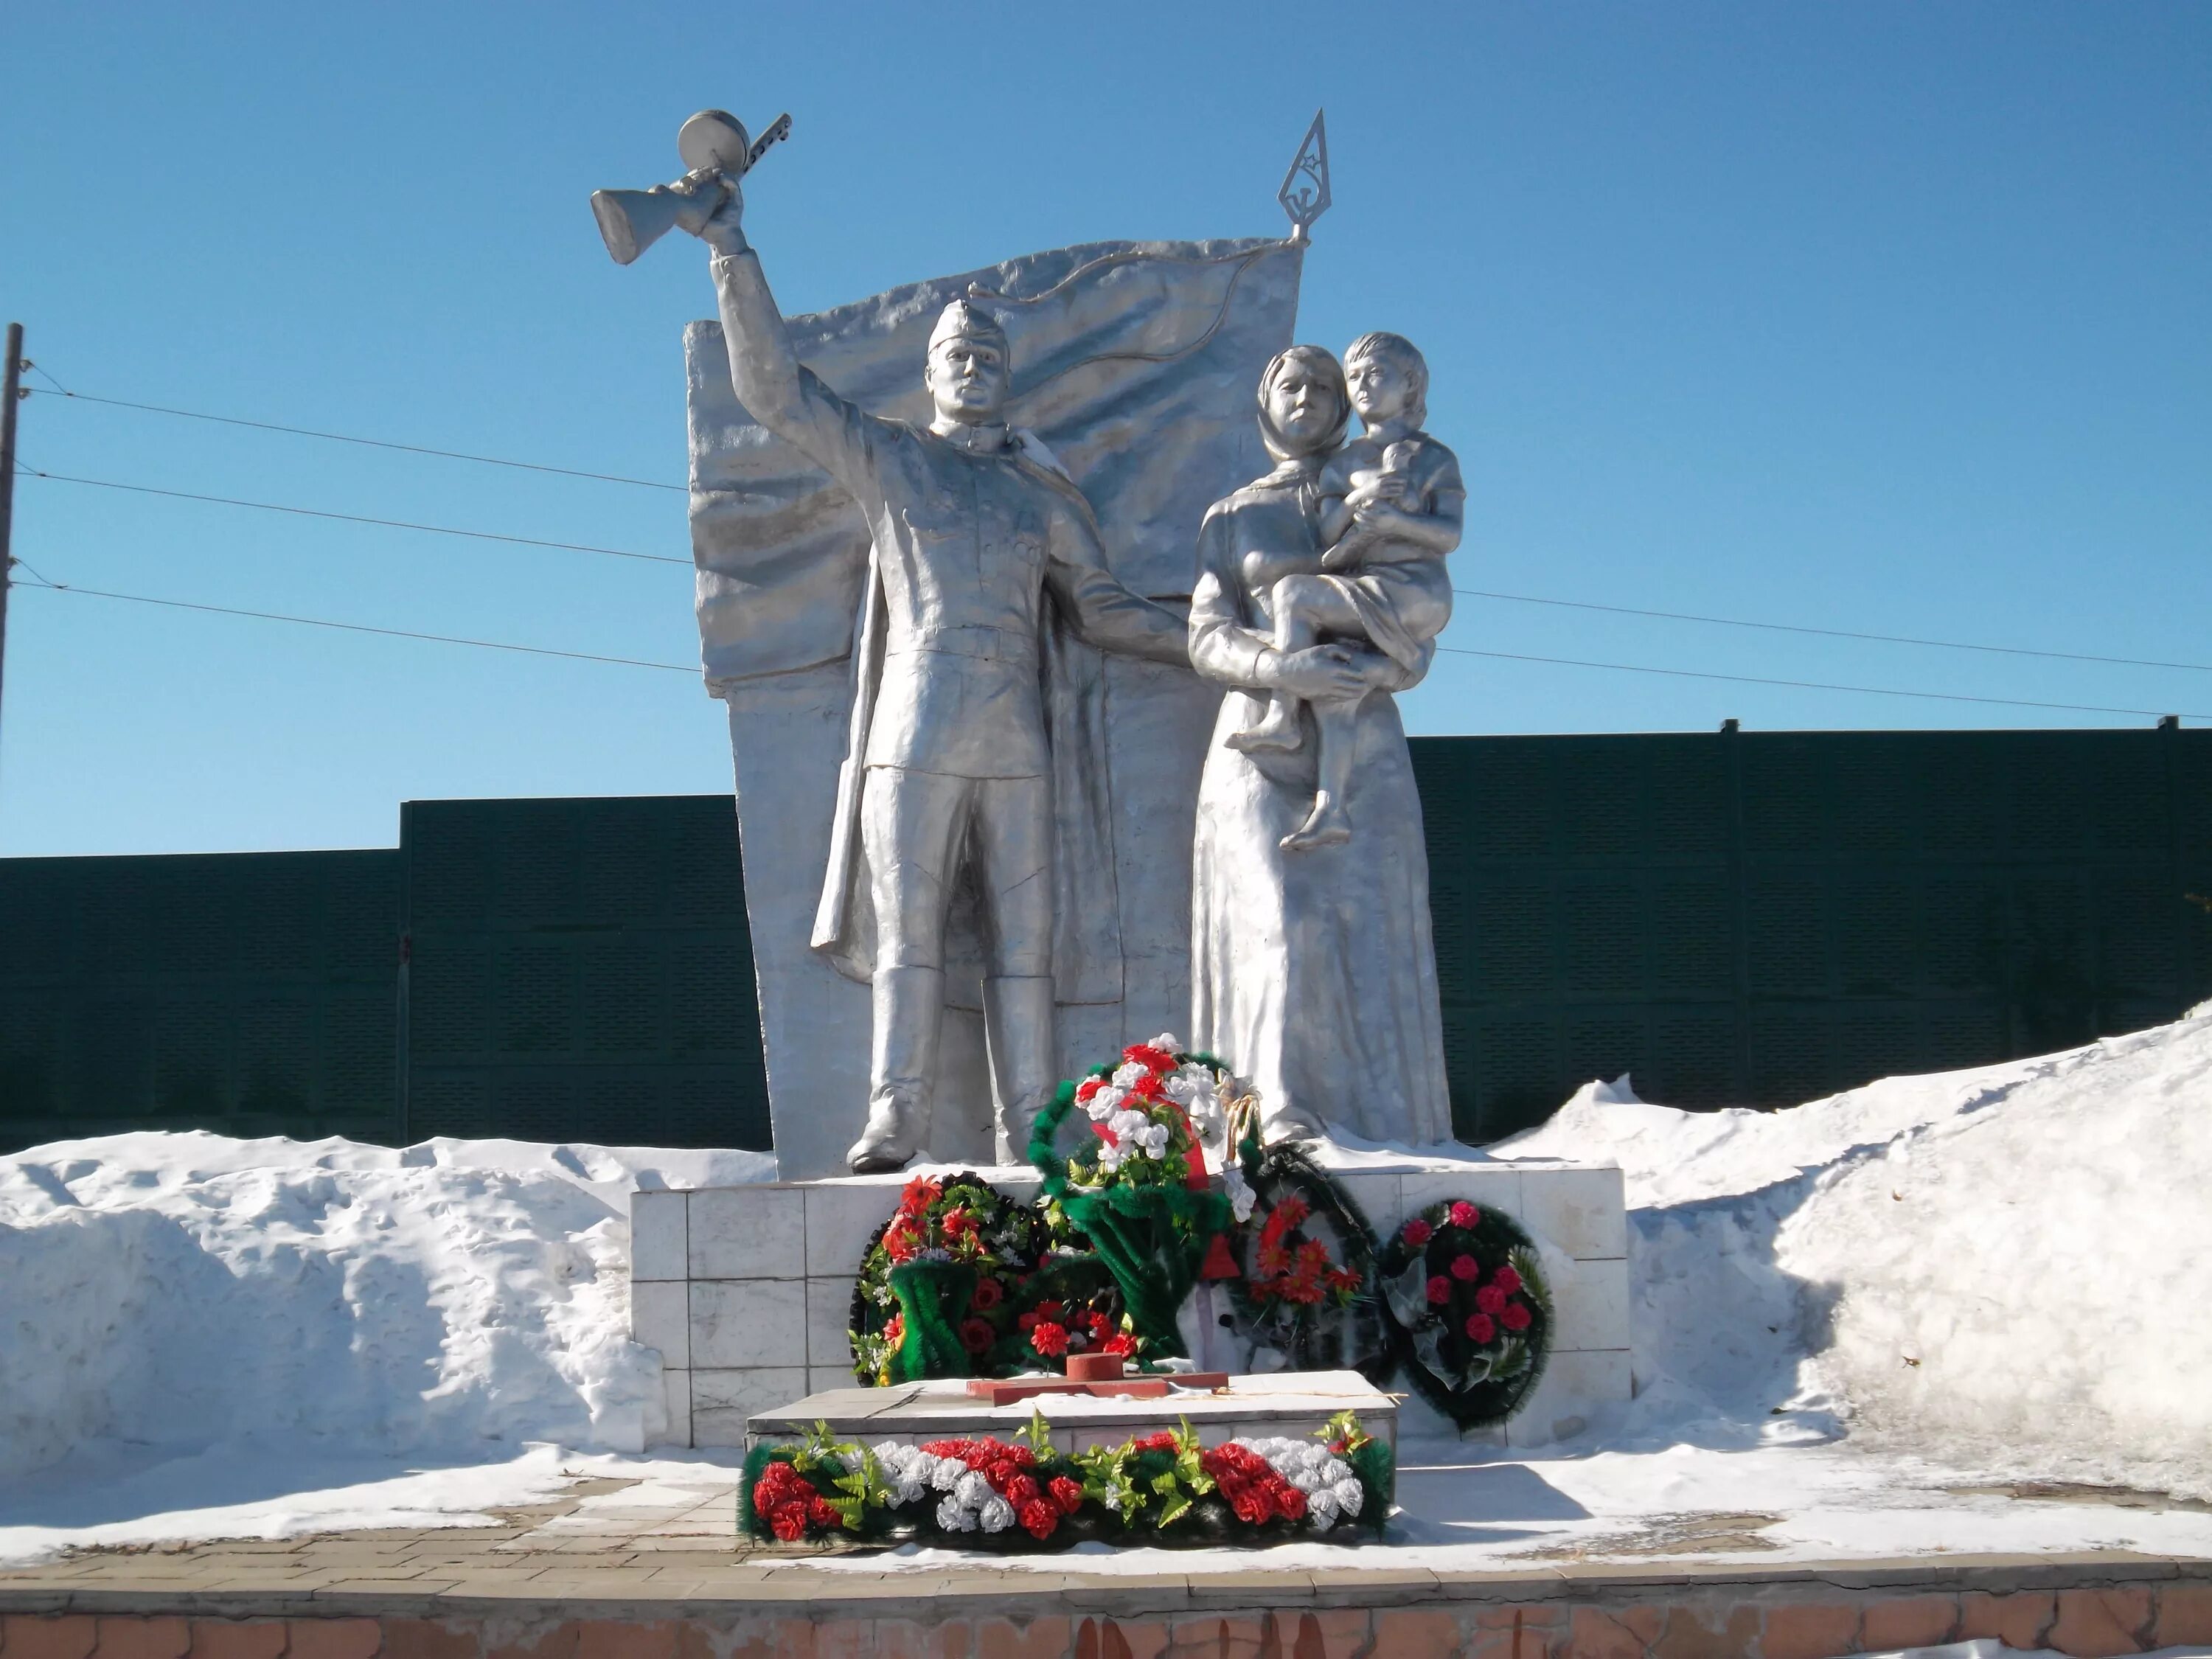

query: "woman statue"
(1186, 344), (1455, 1144)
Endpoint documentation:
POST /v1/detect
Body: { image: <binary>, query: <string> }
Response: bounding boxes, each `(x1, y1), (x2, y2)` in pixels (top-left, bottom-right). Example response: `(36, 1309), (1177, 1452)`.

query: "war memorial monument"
(587, 109), (1631, 1489)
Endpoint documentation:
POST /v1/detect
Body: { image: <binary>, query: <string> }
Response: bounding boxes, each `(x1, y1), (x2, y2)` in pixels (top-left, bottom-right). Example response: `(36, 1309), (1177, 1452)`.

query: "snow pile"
(0, 1133), (773, 1480)
(1498, 1008), (2212, 1497)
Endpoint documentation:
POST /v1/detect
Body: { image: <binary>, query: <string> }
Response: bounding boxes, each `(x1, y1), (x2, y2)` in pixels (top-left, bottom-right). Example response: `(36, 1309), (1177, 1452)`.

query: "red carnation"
(1031, 1321), (1070, 1357)
(769, 1507), (806, 1542)
(1501, 1300), (1532, 1332)
(808, 1495), (839, 1528)
(1088, 1310), (1113, 1338)
(970, 1276), (1004, 1311)
(1464, 1312), (1496, 1343)
(1076, 1077), (1105, 1103)
(1450, 1253), (1479, 1281)
(1019, 1498), (1059, 1540)
(1101, 1332), (1137, 1357)
(960, 1317), (995, 1356)
(1228, 1484), (1273, 1524)
(1493, 1264), (1521, 1293)
(1426, 1275), (1451, 1305)
(1401, 1217), (1433, 1247)
(1275, 1484), (1308, 1521)
(1448, 1201), (1481, 1229)
(1475, 1283), (1507, 1315)
(1049, 1475), (1085, 1515)
(1125, 1043), (1178, 1071)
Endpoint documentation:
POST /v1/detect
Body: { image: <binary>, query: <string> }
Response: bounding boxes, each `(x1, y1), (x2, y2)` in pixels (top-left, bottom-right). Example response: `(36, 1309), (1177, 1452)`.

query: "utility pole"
(0, 322), (21, 773)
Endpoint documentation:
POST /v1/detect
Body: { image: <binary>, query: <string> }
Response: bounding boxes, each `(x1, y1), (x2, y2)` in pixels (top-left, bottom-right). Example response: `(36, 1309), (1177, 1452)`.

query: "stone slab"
(745, 1370), (1397, 1455)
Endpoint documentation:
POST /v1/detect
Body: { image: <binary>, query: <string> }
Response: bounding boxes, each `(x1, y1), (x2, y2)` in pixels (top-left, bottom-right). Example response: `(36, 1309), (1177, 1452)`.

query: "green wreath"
(1374, 1197), (1552, 1429)
(1027, 1053), (1237, 1358)
(848, 1171), (1042, 1385)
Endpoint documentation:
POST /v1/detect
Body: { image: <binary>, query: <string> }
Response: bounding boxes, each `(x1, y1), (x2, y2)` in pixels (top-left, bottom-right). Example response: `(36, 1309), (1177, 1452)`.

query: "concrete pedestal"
(630, 1153), (1631, 1450)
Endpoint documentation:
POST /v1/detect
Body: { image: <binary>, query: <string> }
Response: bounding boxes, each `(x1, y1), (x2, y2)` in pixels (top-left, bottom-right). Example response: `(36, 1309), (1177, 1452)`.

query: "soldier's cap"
(928, 298), (1009, 355)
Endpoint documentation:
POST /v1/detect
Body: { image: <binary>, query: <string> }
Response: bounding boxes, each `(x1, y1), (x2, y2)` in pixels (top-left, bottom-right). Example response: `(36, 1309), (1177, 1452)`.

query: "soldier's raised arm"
(672, 173), (876, 491)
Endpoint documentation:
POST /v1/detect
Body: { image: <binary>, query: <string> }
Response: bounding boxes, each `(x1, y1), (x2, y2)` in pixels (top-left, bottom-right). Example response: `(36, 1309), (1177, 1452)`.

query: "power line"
(13, 574), (696, 675)
(1453, 585), (2212, 676)
(1434, 644), (2197, 720)
(14, 466), (689, 566)
(28, 384), (686, 493)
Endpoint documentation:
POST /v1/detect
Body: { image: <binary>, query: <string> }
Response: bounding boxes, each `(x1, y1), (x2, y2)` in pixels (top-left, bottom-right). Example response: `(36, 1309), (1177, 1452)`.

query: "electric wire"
(1433, 644), (2198, 720)
(14, 465), (689, 566)
(21, 367), (2208, 678)
(11, 574), (696, 675)
(28, 385), (686, 493)
(1451, 585), (2212, 676)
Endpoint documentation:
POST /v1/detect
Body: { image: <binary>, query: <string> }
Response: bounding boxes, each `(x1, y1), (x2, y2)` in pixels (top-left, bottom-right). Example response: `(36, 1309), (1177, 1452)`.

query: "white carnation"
(1290, 1466), (1324, 1494)
(1135, 1123), (1169, 1158)
(936, 1495), (978, 1531)
(896, 1480), (926, 1506)
(978, 1495), (1017, 1533)
(1330, 1478), (1364, 1518)
(1082, 1084), (1124, 1120)
(930, 1457), (965, 1492)
(1111, 1060), (1149, 1090)
(1148, 1032), (1184, 1053)
(954, 1470), (993, 1509)
(1221, 1166), (1256, 1223)
(1321, 1456), (1351, 1485)
(1307, 1489), (1340, 1528)
(1108, 1107), (1147, 1138)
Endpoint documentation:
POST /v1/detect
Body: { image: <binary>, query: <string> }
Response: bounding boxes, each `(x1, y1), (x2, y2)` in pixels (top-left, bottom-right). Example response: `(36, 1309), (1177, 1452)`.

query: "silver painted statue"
(1223, 333), (1462, 851)
(1187, 344), (1455, 1145)
(671, 172), (1191, 1173)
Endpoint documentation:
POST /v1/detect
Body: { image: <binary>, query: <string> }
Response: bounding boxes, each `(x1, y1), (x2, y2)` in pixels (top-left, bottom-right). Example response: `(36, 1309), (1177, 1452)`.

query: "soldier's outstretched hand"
(667, 168), (745, 254)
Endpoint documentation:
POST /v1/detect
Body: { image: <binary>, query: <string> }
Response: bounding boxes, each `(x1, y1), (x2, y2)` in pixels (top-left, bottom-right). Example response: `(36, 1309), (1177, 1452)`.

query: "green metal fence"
(398, 795), (770, 1151)
(0, 849), (402, 1148)
(1413, 726), (2212, 1140)
(5, 729), (2209, 1155)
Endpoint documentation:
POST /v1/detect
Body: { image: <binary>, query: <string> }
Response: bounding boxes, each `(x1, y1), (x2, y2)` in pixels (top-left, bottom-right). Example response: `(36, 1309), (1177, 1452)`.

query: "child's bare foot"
(1281, 792), (1352, 852)
(1228, 706), (1303, 753)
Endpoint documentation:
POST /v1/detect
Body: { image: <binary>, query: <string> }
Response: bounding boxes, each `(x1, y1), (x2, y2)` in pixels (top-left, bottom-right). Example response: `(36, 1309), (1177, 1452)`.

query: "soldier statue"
(669, 170), (1192, 1174)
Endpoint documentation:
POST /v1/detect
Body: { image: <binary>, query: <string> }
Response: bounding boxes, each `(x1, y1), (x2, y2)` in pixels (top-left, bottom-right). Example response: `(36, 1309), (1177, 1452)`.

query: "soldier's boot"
(984, 974), (1058, 1166)
(847, 965), (944, 1174)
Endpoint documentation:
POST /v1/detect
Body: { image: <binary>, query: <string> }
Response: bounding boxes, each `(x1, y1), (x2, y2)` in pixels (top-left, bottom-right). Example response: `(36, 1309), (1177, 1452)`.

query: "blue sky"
(1, 2), (2207, 855)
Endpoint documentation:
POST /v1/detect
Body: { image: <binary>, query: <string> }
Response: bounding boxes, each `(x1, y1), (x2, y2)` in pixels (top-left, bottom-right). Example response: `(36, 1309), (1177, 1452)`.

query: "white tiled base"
(630, 1155), (1629, 1450)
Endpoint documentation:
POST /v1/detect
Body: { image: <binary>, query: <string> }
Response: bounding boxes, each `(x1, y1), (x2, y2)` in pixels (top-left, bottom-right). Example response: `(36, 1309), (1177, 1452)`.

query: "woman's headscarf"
(1255, 344), (1350, 476)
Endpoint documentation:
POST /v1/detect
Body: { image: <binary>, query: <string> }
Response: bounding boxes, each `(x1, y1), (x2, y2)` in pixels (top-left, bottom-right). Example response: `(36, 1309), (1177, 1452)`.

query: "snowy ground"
(4, 1011), (2210, 1571)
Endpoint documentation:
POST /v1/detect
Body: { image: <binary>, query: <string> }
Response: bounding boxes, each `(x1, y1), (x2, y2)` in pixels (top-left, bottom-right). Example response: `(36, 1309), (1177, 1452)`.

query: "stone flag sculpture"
(686, 237), (1304, 1178)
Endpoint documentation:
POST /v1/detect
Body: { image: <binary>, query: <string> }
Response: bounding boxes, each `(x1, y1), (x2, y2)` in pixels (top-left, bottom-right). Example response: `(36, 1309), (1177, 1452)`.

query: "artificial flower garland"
(740, 1411), (1393, 1549)
(848, 1171), (1040, 1385)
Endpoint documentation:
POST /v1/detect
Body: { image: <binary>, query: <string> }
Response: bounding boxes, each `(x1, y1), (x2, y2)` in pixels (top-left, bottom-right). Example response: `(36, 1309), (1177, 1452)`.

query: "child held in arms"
(1228, 331), (1465, 851)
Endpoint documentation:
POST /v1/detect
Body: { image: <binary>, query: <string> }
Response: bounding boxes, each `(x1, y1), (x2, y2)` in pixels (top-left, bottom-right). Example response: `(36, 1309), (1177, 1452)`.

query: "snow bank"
(1497, 1009), (2212, 1497)
(0, 1133), (773, 1480)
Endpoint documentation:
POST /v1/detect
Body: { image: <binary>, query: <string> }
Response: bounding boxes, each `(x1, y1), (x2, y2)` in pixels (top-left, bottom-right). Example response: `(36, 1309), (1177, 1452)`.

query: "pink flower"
(1475, 1283), (1507, 1315)
(1447, 1201), (1481, 1230)
(1464, 1312), (1496, 1344)
(1500, 1301), (1532, 1332)
(1401, 1218), (1433, 1248)
(1425, 1275), (1451, 1305)
(1450, 1253), (1479, 1281)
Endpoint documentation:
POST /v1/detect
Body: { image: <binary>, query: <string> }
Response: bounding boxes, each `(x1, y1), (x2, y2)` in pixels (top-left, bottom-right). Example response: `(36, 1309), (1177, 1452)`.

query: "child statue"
(1225, 332), (1465, 851)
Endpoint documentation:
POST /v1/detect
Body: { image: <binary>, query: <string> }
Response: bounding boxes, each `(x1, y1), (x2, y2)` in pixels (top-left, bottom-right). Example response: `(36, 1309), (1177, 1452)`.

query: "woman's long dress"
(1186, 469), (1454, 1144)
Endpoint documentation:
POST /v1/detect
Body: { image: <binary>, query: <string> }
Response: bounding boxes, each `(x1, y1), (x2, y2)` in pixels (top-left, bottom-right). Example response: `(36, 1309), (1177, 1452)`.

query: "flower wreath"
(1222, 1144), (1390, 1380)
(1027, 1037), (1247, 1356)
(1374, 1198), (1552, 1429)
(849, 1172), (1040, 1385)
(741, 1410), (1393, 1551)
